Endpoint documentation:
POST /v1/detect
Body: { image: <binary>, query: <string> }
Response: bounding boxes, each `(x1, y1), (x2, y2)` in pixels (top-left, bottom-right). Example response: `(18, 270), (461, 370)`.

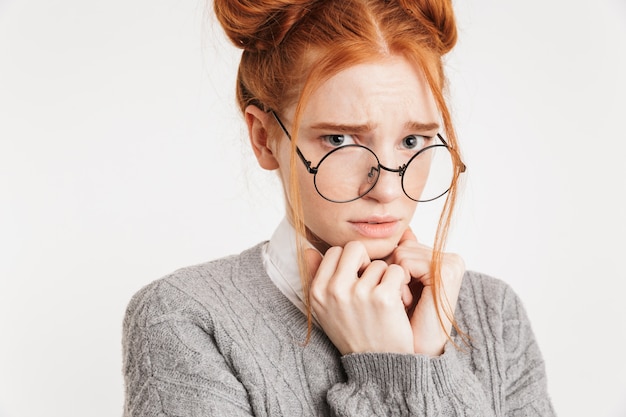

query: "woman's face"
(273, 56), (440, 259)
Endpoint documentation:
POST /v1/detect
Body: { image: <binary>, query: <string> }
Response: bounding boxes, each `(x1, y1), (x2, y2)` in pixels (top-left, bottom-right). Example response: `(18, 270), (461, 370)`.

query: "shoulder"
(457, 270), (531, 328)
(455, 272), (539, 367)
(460, 270), (521, 307)
(123, 242), (268, 331)
(122, 245), (272, 415)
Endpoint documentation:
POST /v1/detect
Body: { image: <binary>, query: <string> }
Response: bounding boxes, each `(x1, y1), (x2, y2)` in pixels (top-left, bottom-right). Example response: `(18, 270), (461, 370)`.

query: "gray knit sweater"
(122, 243), (555, 416)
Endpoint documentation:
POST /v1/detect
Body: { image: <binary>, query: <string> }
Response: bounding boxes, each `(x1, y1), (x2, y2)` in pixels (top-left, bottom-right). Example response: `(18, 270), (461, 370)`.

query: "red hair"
(214, 0), (466, 345)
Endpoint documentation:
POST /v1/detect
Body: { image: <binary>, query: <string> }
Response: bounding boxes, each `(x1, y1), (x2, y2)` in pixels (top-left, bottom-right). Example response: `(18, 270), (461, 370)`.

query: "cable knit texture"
(122, 243), (555, 416)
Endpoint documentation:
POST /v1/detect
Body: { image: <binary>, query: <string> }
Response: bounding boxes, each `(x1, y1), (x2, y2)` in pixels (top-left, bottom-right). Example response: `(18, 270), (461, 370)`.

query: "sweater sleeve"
(499, 284), (556, 416)
(325, 275), (556, 417)
(326, 347), (495, 416)
(122, 281), (254, 417)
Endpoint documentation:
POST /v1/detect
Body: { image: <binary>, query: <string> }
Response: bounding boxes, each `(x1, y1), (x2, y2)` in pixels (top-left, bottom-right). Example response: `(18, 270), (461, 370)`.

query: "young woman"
(122, 0), (555, 415)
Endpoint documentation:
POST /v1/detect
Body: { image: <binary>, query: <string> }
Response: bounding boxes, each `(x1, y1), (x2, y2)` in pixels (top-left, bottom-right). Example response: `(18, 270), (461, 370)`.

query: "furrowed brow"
(309, 122), (375, 134)
(405, 121), (440, 132)
(310, 121), (440, 133)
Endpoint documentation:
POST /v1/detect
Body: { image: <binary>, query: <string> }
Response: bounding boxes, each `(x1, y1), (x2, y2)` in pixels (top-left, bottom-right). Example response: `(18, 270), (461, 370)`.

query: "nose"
(362, 162), (405, 203)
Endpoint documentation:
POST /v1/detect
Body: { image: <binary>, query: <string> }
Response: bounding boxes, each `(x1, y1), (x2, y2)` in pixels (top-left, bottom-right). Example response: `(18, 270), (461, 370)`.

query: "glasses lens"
(402, 145), (455, 202)
(314, 145), (380, 203)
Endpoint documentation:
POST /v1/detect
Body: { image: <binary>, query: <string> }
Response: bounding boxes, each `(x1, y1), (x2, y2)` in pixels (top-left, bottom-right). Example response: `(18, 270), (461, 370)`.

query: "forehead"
(300, 56), (439, 124)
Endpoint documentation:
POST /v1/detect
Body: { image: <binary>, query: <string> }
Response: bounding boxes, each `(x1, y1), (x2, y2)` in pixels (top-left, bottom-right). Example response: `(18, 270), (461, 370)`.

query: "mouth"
(349, 216), (400, 238)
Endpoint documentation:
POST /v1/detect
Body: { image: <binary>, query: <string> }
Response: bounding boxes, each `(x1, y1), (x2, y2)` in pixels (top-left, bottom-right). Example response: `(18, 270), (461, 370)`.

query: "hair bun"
(398, 0), (457, 53)
(213, 0), (313, 51)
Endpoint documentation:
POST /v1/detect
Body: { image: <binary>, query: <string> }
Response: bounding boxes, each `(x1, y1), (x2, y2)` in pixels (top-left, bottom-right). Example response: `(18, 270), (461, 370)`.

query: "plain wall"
(1, 0), (625, 416)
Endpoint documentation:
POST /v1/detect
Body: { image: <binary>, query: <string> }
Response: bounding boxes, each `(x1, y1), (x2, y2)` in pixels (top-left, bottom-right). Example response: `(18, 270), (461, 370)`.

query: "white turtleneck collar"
(262, 217), (319, 321)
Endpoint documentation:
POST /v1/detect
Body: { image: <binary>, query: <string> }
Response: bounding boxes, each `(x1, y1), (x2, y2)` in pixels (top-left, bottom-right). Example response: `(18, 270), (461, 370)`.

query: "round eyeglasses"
(271, 111), (466, 203)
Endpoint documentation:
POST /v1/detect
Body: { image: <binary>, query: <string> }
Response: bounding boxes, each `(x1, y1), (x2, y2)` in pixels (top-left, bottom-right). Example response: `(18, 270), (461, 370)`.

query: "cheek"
(300, 193), (347, 242)
(301, 192), (337, 227)
(279, 162), (338, 233)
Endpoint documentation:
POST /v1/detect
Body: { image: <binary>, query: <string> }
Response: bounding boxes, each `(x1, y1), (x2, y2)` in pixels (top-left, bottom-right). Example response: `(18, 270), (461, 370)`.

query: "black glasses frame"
(271, 111), (466, 203)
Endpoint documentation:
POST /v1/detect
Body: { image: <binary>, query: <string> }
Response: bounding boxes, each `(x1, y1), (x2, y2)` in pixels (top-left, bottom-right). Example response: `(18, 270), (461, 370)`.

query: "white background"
(1, 0), (625, 416)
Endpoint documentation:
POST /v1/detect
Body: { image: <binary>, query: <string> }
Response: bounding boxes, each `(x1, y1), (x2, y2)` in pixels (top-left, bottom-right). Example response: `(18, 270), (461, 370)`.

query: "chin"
(361, 238), (398, 261)
(307, 227), (400, 260)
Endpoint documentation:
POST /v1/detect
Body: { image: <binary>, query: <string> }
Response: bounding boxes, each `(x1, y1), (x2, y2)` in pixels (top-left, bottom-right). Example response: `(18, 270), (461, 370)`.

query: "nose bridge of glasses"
(378, 163), (405, 176)
(361, 160), (406, 202)
(369, 143), (410, 174)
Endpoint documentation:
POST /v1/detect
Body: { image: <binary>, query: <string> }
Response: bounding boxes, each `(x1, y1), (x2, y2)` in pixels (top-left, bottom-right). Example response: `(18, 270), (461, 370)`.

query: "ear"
(245, 105), (280, 170)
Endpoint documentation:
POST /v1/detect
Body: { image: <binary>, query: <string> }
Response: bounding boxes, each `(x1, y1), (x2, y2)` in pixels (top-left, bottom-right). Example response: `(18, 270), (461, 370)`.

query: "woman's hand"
(385, 228), (465, 356)
(305, 241), (414, 355)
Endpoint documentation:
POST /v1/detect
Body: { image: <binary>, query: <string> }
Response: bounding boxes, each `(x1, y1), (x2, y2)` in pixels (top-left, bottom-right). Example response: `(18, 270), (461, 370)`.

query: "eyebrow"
(405, 121), (440, 132)
(308, 121), (440, 133)
(308, 122), (374, 134)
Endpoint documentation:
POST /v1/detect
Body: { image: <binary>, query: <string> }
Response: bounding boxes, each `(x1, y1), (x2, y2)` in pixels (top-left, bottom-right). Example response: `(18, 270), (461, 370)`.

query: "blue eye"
(322, 134), (355, 147)
(402, 135), (427, 150)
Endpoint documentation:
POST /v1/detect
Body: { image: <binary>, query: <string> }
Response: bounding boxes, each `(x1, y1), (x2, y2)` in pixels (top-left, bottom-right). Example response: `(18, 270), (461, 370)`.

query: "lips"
(349, 216), (400, 238)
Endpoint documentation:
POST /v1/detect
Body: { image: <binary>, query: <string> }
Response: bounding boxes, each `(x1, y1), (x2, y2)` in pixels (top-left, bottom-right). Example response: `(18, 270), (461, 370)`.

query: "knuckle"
(325, 246), (343, 258)
(326, 281), (349, 303)
(369, 259), (388, 270)
(391, 246), (415, 264)
(329, 290), (350, 305)
(371, 289), (396, 309)
(443, 252), (466, 278)
(309, 285), (325, 305)
(386, 263), (405, 276)
(353, 285), (369, 301)
(392, 245), (408, 258)
(446, 252), (464, 265)
(344, 240), (367, 256)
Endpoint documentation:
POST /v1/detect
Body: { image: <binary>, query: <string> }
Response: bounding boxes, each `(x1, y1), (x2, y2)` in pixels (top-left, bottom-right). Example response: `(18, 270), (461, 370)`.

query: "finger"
(384, 228), (419, 265)
(322, 241), (371, 296)
(311, 246), (342, 290)
(401, 284), (413, 309)
(357, 260), (388, 288)
(334, 241), (371, 280)
(403, 258), (431, 286)
(377, 263), (409, 294)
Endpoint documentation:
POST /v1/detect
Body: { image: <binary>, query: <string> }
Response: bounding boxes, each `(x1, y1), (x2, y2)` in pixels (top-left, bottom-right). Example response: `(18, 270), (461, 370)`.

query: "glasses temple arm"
(270, 111), (317, 174)
(437, 133), (467, 173)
